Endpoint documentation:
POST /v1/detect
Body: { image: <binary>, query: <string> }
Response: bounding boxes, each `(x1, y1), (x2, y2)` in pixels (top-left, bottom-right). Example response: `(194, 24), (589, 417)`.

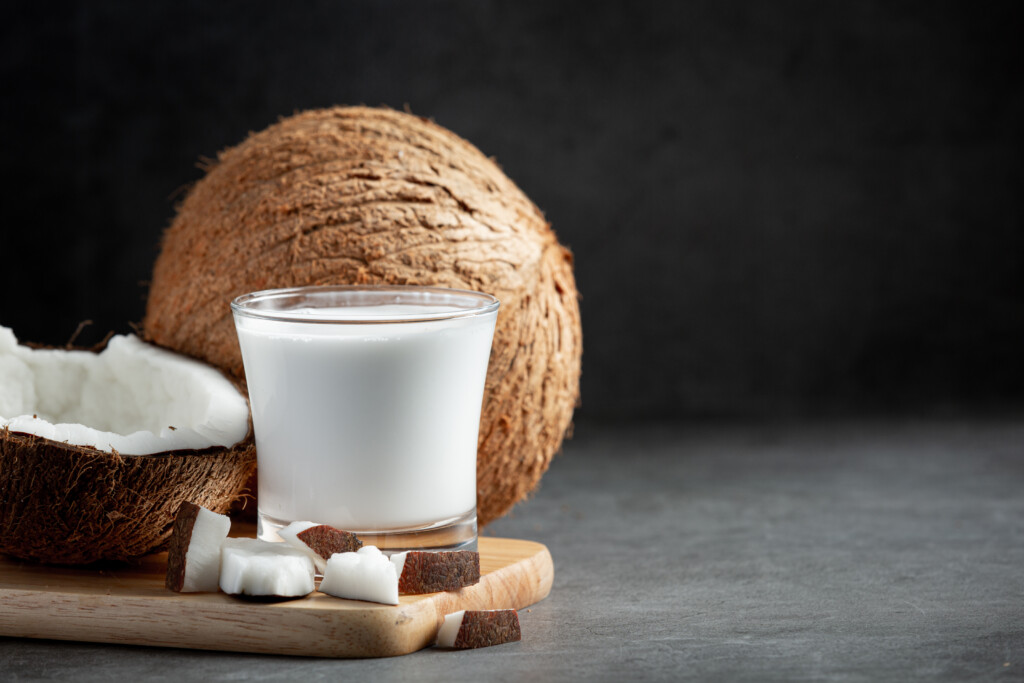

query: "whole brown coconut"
(0, 432), (255, 564)
(143, 106), (581, 526)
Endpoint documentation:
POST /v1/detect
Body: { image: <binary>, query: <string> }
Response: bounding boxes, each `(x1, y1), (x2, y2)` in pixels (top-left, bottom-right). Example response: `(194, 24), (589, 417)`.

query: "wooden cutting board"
(0, 535), (552, 658)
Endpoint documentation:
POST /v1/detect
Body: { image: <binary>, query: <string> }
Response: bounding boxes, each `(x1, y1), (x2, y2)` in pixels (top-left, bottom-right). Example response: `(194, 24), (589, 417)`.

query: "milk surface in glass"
(231, 288), (498, 551)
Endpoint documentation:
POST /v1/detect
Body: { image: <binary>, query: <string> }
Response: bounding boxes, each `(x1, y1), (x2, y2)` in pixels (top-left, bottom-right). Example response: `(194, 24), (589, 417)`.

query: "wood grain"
(0, 536), (552, 658)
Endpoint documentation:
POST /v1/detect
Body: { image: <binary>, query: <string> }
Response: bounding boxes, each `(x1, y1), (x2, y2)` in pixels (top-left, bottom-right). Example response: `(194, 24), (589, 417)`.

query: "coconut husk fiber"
(0, 429), (256, 564)
(143, 106), (582, 527)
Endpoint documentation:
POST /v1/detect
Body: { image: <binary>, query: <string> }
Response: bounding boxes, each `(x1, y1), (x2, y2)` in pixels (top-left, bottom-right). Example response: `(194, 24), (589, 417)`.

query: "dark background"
(2, 1), (1022, 422)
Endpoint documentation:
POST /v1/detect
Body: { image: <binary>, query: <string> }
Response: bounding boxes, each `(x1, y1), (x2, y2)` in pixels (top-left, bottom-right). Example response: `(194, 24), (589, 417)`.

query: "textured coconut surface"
(143, 106), (582, 527)
(396, 551), (481, 595)
(0, 533), (552, 658)
(447, 609), (521, 650)
(295, 524), (362, 559)
(164, 502), (202, 592)
(0, 431), (256, 564)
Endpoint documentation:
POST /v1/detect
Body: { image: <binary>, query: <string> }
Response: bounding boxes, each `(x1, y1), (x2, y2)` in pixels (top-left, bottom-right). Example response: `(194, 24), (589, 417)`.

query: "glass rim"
(230, 284), (500, 325)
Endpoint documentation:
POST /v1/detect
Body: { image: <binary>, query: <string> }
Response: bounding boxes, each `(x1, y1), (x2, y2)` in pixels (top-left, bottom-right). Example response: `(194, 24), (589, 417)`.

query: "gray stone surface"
(2, 420), (1023, 681)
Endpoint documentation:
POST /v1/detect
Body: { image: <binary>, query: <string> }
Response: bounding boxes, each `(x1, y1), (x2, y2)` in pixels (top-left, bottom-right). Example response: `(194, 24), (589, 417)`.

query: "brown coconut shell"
(450, 610), (522, 649)
(296, 525), (362, 559)
(143, 106), (582, 526)
(397, 551), (481, 594)
(165, 501), (204, 591)
(0, 429), (255, 564)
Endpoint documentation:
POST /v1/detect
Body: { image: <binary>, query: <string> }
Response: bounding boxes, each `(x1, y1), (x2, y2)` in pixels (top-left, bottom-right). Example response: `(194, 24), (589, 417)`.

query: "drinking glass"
(231, 285), (499, 552)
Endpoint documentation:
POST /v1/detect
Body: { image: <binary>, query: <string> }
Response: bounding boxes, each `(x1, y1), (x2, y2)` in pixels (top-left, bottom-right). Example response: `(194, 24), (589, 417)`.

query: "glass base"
(257, 508), (477, 554)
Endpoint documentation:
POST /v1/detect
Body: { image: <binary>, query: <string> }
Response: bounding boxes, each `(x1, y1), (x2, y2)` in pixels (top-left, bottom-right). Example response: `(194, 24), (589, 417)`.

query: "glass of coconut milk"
(231, 285), (499, 553)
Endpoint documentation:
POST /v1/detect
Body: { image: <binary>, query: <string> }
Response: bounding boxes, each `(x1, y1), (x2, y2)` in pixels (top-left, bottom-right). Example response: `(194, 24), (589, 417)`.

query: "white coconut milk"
(233, 298), (497, 544)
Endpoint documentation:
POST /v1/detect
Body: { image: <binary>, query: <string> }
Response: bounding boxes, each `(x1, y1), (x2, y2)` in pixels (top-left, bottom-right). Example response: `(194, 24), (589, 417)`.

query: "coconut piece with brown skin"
(278, 520), (362, 573)
(0, 326), (256, 564)
(391, 550), (480, 594)
(142, 106), (582, 527)
(297, 524), (361, 556)
(435, 609), (521, 649)
(165, 502), (231, 592)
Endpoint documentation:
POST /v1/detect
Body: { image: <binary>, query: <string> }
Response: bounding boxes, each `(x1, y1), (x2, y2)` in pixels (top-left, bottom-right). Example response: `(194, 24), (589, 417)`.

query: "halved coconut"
(0, 325), (255, 564)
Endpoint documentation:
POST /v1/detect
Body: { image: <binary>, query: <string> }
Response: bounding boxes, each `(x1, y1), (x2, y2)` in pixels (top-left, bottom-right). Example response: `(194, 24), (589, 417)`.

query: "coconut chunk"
(318, 546), (398, 605)
(219, 538), (315, 597)
(165, 502), (231, 592)
(391, 550), (480, 594)
(0, 326), (249, 455)
(279, 521), (362, 573)
(277, 521), (317, 553)
(435, 609), (521, 649)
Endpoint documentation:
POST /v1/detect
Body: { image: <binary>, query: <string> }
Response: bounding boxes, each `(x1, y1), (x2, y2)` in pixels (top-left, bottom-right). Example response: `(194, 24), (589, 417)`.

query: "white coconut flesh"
(219, 538), (315, 597)
(181, 507), (231, 592)
(319, 546), (399, 605)
(278, 521), (326, 572)
(435, 611), (466, 648)
(0, 326), (249, 455)
(390, 551), (408, 579)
